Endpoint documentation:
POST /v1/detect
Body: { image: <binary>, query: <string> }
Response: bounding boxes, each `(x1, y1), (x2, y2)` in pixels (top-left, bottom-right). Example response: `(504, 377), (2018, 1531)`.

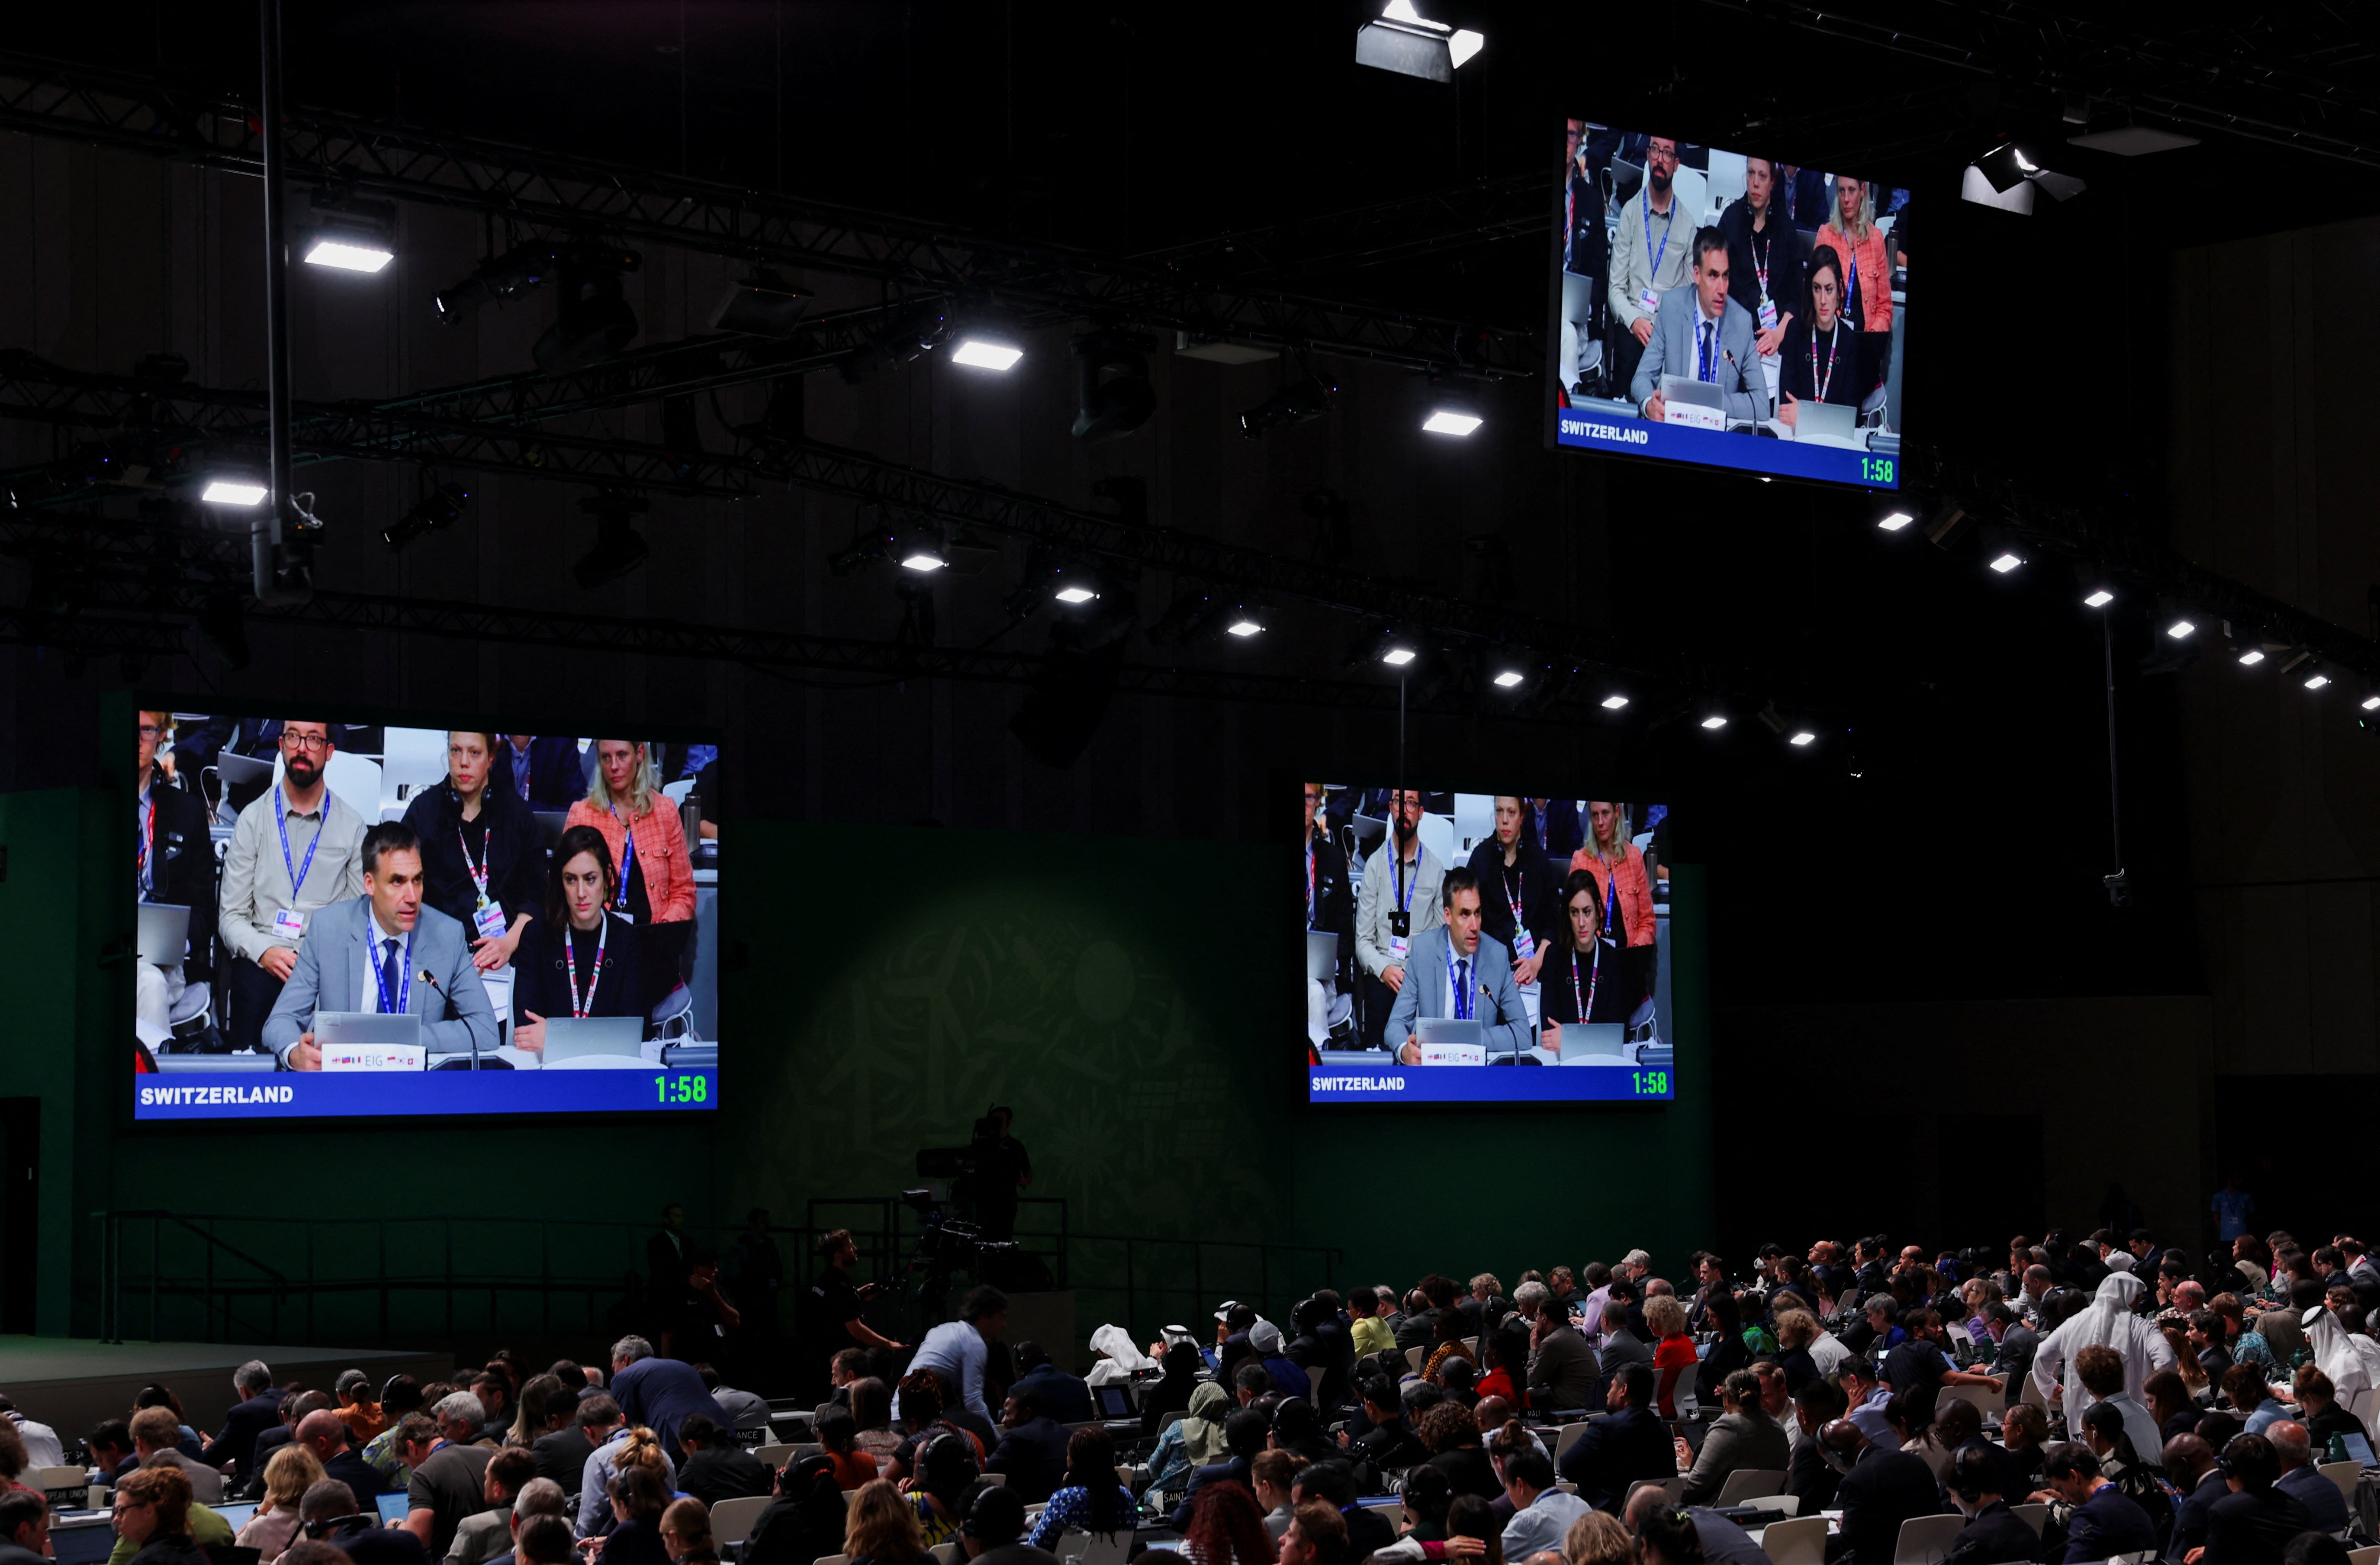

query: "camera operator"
(968, 1108), (1032, 1243)
(798, 1230), (905, 1397)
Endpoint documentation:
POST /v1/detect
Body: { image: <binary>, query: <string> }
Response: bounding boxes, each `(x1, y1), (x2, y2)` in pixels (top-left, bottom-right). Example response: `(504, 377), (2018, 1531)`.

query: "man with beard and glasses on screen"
(1608, 135), (1696, 404)
(217, 719), (369, 1055)
(1389, 869), (1532, 1066)
(1353, 789), (1444, 1053)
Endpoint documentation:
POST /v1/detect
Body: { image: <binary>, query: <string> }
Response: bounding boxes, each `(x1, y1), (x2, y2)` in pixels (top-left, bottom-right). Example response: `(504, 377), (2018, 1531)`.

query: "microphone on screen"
(418, 968), (482, 1070)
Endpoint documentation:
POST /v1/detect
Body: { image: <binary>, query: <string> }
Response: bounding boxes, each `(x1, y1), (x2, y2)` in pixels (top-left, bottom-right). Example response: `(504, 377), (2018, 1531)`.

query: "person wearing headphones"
(1941, 1445), (2037, 1565)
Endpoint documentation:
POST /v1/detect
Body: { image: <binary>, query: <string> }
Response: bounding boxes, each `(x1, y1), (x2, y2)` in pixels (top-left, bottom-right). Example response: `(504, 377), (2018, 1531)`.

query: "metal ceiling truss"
(0, 51), (1535, 378)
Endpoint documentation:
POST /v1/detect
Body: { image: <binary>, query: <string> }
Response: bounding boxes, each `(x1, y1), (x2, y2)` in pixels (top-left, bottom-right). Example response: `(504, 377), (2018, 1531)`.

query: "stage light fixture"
(1422, 408), (1483, 436)
(2084, 589), (2115, 608)
(300, 197), (396, 274)
(1876, 508), (1914, 531)
(1966, 142), (2087, 212)
(2360, 686), (2380, 712)
(1601, 694), (1629, 710)
(1699, 714), (1727, 730)
(951, 337), (1024, 371)
(382, 481), (470, 551)
(1238, 374), (1338, 438)
(2303, 666), (2331, 690)
(1988, 551), (2022, 573)
(2165, 616), (2196, 640)
(707, 271), (812, 337)
(1226, 615), (1264, 637)
(571, 491), (650, 589)
(900, 544), (949, 573)
(2237, 646), (2266, 665)
(1070, 330), (1157, 442)
(201, 479), (268, 506)
(1493, 670), (1525, 688)
(1054, 584), (1098, 604)
(1356, 0), (1483, 83)
(1788, 730), (1817, 746)
(1381, 646), (1417, 667)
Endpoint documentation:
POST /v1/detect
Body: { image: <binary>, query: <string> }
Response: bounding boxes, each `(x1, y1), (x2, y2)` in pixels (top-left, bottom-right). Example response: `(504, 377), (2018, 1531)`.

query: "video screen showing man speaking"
(1301, 786), (1675, 1105)
(1553, 121), (1910, 489)
(131, 710), (723, 1120)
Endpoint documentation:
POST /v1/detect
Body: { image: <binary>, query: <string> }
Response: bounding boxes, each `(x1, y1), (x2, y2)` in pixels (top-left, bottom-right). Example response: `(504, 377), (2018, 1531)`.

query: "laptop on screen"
(540, 1016), (646, 1063)
(1794, 400), (1859, 446)
(137, 903), (190, 966)
(1305, 931), (1338, 984)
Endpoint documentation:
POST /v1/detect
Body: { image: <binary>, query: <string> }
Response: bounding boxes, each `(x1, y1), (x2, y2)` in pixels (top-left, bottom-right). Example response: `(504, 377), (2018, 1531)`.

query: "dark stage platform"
(0, 1336), (452, 1442)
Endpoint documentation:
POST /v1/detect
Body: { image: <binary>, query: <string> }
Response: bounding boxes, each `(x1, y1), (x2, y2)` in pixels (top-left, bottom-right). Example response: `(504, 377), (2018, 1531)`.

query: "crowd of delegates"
(1553, 126), (1905, 428)
(1302, 789), (1668, 1057)
(16, 1225), (2380, 1565)
(133, 715), (718, 1069)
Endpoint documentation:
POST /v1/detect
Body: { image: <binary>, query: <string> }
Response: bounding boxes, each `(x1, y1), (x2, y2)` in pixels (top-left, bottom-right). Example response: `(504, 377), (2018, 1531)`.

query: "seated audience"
(236, 1444), (326, 1565)
(1026, 1427), (1135, 1550)
(130, 1407), (223, 1505)
(955, 1485), (1047, 1565)
(1557, 1364), (1669, 1512)
(1941, 1444), (2036, 1565)
(744, 1456), (849, 1565)
(1007, 1343), (1094, 1425)
(984, 1387), (1069, 1503)
(2267, 1420), (2350, 1536)
(658, 1497), (716, 1565)
(1680, 1369), (1788, 1505)
(2200, 1433), (2314, 1565)
(673, 1415), (767, 1507)
(112, 1466), (219, 1565)
(597, 1466), (673, 1565)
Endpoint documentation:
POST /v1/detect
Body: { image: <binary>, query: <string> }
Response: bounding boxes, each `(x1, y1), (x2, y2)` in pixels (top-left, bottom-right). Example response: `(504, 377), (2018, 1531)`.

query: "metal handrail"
(93, 1203), (1344, 1350)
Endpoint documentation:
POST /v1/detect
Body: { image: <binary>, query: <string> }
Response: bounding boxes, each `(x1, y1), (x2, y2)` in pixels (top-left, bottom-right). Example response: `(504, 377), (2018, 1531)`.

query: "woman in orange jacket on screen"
(1814, 174), (1894, 335)
(1568, 800), (1657, 951)
(563, 738), (695, 1011)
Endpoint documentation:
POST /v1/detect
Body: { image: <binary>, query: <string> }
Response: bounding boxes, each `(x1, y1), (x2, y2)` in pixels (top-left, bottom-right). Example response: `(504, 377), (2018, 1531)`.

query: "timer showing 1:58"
(1861, 457), (1896, 484)
(653, 1074), (711, 1105)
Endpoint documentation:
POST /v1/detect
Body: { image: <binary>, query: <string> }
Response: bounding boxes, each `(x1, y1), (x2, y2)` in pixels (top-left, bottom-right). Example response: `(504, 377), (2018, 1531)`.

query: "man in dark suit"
(1787, 1381), (1847, 1512)
(492, 735), (587, 811)
(200, 1362), (283, 1477)
(1819, 1418), (1941, 1563)
(2203, 1433), (2316, 1565)
(1941, 1447), (2036, 1565)
(1168, 1409), (1267, 1530)
(529, 1417), (595, 1491)
(1007, 1343), (1093, 1425)
(296, 1409), (391, 1513)
(984, 1387), (1071, 1504)
(1558, 1364), (1672, 1513)
(242, 1391), (330, 1499)
(674, 1415), (769, 1507)
(608, 1338), (727, 1465)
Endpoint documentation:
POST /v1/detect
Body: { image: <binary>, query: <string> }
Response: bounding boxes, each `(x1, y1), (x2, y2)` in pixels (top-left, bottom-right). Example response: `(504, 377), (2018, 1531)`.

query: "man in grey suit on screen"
(1630, 227), (1768, 425)
(264, 820), (498, 1070)
(1388, 867), (1533, 1064)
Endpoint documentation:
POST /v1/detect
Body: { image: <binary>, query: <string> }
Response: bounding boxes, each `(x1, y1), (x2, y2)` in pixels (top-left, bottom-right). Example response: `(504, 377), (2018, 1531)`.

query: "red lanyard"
(562, 917), (609, 1019)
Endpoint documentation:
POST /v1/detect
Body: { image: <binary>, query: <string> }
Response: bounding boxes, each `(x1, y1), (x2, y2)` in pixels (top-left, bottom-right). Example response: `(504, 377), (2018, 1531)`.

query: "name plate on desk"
(321, 1043), (425, 1072)
(1418, 1042), (1486, 1067)
(1663, 401), (1726, 432)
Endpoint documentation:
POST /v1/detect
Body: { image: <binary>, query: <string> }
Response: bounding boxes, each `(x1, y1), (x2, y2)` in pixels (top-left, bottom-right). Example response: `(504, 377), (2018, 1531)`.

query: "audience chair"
(709, 1497), (770, 1547)
(1757, 1516), (1827, 1565)
(1713, 1468), (1786, 1504)
(2320, 1459), (2361, 1505)
(1890, 1514), (1965, 1565)
(2010, 1504), (2047, 1535)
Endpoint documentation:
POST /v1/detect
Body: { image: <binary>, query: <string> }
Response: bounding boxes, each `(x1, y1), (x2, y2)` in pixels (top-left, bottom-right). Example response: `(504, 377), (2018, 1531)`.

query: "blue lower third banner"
(134, 1069), (718, 1119)
(1309, 1066), (1673, 1104)
(1556, 409), (1898, 488)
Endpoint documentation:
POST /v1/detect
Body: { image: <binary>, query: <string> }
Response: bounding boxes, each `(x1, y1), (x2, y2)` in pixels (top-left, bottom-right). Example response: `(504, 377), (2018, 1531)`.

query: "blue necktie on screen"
(1699, 320), (1714, 382)
(380, 937), (402, 1013)
(1455, 959), (1471, 1021)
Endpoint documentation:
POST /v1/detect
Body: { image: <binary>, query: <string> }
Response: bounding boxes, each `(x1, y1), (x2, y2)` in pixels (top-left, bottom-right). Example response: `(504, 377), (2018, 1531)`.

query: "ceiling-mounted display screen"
(1550, 122), (1909, 488)
(1302, 786), (1675, 1104)
(131, 710), (720, 1119)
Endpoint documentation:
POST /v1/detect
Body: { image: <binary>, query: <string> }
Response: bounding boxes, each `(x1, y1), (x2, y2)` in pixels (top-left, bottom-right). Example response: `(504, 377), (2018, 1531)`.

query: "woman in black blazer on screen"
(1537, 869), (1640, 1052)
(512, 824), (645, 1055)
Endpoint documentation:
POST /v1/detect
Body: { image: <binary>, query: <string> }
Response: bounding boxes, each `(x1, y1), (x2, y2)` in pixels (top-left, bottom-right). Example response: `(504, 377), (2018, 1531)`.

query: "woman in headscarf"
(1145, 1381), (1232, 1497)
(2030, 1272), (2175, 1417)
